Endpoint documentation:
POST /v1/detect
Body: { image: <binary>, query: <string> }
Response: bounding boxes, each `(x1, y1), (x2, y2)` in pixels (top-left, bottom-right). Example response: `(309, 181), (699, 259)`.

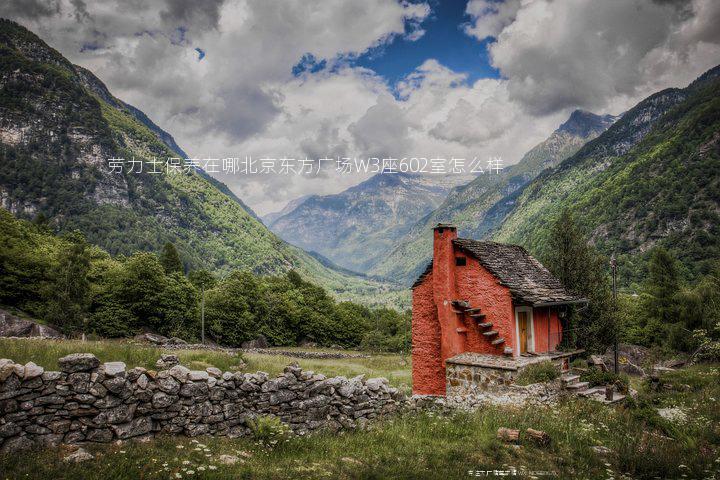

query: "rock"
(218, 454), (239, 465)
(86, 428), (113, 443)
(188, 370), (209, 381)
(269, 390), (296, 405)
(58, 353), (100, 373)
(241, 335), (268, 349)
(0, 435), (34, 453)
(152, 392), (177, 409)
(111, 417), (152, 439)
(0, 310), (63, 338)
(155, 354), (179, 369)
(102, 362), (126, 377)
(134, 333), (170, 345)
(136, 374), (149, 390)
(365, 378), (388, 392)
(603, 344), (649, 376)
(22, 361), (44, 380)
(63, 447), (94, 463)
(0, 360), (15, 381)
(168, 337), (187, 345)
(167, 365), (191, 381)
(156, 376), (180, 395)
(206, 367), (222, 378)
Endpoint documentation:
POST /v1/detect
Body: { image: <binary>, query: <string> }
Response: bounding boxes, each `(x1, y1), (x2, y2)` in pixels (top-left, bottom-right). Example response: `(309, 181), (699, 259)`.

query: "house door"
(518, 311), (528, 354)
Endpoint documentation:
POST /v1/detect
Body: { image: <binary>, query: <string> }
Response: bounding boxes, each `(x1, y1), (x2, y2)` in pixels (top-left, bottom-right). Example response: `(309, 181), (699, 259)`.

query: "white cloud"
(466, 0), (720, 115)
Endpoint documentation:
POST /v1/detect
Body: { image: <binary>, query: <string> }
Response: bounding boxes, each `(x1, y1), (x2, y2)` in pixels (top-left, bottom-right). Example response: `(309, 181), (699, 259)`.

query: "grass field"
(0, 339), (718, 479)
(0, 339), (412, 391)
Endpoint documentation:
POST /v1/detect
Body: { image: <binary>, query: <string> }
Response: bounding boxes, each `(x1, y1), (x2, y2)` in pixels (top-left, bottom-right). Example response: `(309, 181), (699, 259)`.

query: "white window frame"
(514, 306), (535, 356)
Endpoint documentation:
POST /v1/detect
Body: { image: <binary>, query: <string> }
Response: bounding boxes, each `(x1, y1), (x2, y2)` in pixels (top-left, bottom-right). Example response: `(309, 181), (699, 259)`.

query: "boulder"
(603, 344), (650, 376)
(155, 354), (179, 369)
(58, 353), (100, 373)
(102, 362), (126, 377)
(63, 447), (94, 463)
(22, 362), (44, 380)
(0, 311), (63, 338)
(241, 335), (268, 349)
(133, 333), (170, 345)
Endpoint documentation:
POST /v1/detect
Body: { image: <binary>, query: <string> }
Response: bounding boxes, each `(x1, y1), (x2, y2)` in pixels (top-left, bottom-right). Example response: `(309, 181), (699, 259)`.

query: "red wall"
(532, 307), (562, 352)
(411, 273), (445, 395)
(454, 254), (515, 355)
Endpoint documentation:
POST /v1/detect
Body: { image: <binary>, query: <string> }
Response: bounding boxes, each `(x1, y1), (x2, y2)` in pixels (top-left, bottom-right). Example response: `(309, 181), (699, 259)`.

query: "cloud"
(466, 0), (720, 115)
(2, 0), (719, 215)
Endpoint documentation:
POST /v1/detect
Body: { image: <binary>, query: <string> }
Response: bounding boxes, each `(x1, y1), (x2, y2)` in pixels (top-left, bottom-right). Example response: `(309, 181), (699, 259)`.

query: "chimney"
(431, 224), (464, 362)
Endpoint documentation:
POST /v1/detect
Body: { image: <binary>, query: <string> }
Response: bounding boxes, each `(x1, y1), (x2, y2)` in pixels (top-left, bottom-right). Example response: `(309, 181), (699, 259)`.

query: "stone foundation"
(445, 352), (570, 396)
(0, 354), (403, 453)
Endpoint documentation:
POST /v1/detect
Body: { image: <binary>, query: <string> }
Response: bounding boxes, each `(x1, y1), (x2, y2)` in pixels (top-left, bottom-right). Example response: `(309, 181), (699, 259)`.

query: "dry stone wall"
(0, 354), (403, 453)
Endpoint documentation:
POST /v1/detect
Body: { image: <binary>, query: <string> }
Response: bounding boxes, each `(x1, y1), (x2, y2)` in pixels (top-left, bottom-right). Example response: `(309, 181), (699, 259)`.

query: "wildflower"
(208, 466), (217, 470)
(175, 474), (182, 479)
(176, 445), (185, 449)
(187, 471), (195, 475)
(182, 460), (191, 465)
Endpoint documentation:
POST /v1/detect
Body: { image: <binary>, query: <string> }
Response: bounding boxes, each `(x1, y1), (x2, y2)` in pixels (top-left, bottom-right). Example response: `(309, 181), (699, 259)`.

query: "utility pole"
(201, 287), (205, 345)
(611, 254), (618, 374)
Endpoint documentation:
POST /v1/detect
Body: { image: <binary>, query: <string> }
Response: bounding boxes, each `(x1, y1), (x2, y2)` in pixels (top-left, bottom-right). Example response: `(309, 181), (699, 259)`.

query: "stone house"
(411, 224), (587, 396)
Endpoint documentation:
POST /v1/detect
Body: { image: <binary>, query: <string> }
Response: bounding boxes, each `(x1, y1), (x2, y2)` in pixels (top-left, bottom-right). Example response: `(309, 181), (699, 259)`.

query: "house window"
(455, 257), (466, 266)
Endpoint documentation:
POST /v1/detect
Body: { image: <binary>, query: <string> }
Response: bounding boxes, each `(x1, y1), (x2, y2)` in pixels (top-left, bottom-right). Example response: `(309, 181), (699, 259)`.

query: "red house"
(411, 224), (586, 396)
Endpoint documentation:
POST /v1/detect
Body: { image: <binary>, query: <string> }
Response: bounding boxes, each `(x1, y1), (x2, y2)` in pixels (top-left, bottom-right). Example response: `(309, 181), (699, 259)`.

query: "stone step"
(470, 313), (487, 320)
(456, 327), (467, 334)
(478, 322), (493, 328)
(451, 300), (470, 309)
(561, 374), (580, 385)
(503, 347), (514, 356)
(465, 307), (482, 314)
(491, 338), (505, 345)
(565, 381), (590, 391)
(482, 330), (499, 337)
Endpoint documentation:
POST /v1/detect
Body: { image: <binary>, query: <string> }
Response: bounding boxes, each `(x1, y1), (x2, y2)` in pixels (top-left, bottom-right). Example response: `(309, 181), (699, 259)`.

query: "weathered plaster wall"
(455, 255), (515, 355)
(0, 355), (402, 453)
(411, 274), (444, 395)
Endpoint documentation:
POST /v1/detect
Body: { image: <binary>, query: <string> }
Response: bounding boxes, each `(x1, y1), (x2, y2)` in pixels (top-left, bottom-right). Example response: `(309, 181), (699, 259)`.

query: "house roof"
(412, 238), (587, 306)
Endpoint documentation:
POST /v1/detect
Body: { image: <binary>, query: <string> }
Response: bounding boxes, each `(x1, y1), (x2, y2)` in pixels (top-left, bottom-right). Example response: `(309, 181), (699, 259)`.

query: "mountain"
(262, 194), (313, 226)
(266, 172), (472, 273)
(0, 19), (403, 307)
(493, 65), (720, 284)
(368, 109), (617, 284)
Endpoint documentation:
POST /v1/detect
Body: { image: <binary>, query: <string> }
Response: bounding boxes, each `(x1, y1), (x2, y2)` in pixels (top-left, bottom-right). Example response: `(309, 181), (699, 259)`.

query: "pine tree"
(160, 242), (184, 274)
(46, 231), (91, 334)
(545, 209), (613, 352)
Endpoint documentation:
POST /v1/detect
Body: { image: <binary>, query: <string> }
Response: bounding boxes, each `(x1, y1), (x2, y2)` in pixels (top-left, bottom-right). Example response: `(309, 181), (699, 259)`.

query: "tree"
(644, 247), (680, 324)
(159, 242), (183, 274)
(188, 269), (216, 291)
(46, 231), (91, 334)
(545, 209), (613, 352)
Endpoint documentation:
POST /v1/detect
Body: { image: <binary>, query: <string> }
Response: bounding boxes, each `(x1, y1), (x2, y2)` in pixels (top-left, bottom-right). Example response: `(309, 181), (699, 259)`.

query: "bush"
(248, 415), (291, 446)
(516, 361), (560, 385)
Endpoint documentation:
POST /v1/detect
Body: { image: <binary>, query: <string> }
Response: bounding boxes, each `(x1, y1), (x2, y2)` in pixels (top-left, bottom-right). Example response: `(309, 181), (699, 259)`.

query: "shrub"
(248, 415), (291, 446)
(516, 361), (560, 385)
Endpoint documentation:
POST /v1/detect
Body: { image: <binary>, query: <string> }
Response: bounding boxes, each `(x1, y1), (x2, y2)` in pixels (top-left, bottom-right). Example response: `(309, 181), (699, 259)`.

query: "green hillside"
(0, 19), (403, 307)
(494, 67), (720, 285)
(369, 110), (615, 284)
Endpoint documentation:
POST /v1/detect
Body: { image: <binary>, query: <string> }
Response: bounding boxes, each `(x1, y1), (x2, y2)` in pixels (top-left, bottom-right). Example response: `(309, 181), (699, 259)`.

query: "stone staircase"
(451, 300), (512, 355)
(561, 373), (626, 404)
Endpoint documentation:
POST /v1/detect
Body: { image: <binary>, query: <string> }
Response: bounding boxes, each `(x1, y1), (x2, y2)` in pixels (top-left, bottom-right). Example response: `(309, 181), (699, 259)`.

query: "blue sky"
(356, 0), (499, 84)
(293, 0), (499, 87)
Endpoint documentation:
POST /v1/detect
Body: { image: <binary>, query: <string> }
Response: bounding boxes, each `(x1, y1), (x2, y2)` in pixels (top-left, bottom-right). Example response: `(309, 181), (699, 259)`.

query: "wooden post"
(497, 428), (519, 442)
(605, 385), (614, 401)
(526, 428), (551, 446)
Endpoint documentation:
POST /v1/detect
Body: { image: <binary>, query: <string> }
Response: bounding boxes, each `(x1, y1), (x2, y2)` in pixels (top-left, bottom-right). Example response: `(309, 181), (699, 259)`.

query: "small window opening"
(455, 257), (466, 266)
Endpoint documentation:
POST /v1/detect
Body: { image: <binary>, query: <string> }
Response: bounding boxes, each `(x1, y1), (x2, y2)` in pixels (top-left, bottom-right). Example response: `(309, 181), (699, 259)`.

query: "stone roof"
(411, 239), (586, 306)
(452, 239), (586, 306)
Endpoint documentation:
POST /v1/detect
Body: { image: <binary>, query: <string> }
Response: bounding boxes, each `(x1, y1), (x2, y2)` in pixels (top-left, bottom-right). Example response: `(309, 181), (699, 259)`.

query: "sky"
(2, 0), (720, 215)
